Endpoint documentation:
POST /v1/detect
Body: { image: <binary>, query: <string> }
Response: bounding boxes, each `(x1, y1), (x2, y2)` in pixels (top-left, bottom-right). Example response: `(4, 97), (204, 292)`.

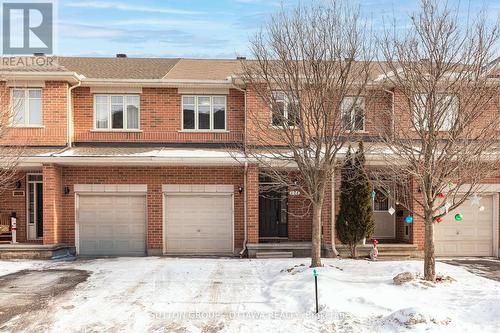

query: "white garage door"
(78, 195), (146, 256)
(435, 195), (494, 257)
(165, 194), (233, 254)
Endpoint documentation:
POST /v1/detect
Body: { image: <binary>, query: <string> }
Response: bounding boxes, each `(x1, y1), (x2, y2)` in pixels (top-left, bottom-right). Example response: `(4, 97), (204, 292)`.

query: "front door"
(372, 187), (395, 239)
(27, 174), (43, 240)
(259, 188), (288, 239)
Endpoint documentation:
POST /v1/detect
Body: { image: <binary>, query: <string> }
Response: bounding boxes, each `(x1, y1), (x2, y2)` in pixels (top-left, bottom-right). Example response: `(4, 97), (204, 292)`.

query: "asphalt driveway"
(440, 258), (500, 282)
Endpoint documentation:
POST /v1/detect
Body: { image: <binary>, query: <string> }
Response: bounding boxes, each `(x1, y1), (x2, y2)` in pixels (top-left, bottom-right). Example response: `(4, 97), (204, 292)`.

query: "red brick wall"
(246, 165), (259, 243)
(72, 87), (245, 143)
(245, 86), (393, 146)
(43, 164), (63, 244)
(58, 166), (245, 251)
(0, 81), (68, 146)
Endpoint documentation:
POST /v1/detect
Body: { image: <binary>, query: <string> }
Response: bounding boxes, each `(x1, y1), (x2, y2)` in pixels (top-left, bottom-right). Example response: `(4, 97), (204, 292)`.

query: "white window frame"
(341, 96), (365, 132)
(270, 91), (299, 128)
(10, 88), (43, 127)
(93, 94), (141, 131)
(181, 95), (227, 132)
(414, 93), (458, 131)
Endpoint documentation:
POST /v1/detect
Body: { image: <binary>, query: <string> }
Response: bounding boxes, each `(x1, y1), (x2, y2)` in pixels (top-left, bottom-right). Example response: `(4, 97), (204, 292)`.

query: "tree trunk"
(423, 215), (436, 281)
(350, 244), (357, 258)
(310, 200), (323, 267)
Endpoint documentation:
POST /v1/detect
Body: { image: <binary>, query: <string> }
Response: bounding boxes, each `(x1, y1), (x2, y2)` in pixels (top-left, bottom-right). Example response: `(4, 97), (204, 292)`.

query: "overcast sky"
(55, 0), (499, 58)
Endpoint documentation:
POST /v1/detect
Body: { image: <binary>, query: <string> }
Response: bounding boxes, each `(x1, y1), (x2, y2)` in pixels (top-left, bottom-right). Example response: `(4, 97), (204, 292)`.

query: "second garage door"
(435, 195), (494, 257)
(164, 194), (233, 254)
(78, 194), (147, 256)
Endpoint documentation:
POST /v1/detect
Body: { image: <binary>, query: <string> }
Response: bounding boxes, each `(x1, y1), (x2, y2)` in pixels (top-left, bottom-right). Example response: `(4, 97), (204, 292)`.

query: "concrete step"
(255, 251), (294, 259)
(375, 251), (412, 261)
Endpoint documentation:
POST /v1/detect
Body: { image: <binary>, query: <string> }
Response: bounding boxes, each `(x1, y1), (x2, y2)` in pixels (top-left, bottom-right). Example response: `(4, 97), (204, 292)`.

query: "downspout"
(240, 160), (248, 257)
(67, 80), (82, 147)
(383, 89), (395, 139)
(230, 77), (249, 257)
(331, 168), (339, 256)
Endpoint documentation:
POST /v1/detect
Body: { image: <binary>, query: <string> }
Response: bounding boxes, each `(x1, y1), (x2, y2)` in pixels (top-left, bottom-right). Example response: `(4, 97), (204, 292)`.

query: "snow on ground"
(0, 258), (499, 333)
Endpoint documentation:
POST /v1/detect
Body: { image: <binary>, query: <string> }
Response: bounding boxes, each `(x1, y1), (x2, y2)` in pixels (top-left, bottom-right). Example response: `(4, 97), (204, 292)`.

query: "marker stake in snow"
(313, 268), (319, 313)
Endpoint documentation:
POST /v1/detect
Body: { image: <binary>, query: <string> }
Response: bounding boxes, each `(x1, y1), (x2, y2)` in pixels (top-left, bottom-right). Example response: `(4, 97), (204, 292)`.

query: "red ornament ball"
(437, 192), (445, 199)
(435, 217), (443, 223)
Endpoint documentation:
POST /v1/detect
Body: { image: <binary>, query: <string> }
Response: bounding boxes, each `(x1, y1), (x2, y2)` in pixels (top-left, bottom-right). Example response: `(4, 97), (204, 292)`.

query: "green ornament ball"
(454, 213), (463, 222)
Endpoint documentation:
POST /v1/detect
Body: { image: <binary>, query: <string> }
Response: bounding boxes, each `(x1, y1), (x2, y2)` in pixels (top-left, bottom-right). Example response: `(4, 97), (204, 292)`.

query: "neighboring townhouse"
(0, 56), (498, 259)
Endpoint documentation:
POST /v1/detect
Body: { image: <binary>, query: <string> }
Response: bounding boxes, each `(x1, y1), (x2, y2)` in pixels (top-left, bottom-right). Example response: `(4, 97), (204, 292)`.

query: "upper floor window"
(11, 88), (42, 127)
(341, 96), (365, 131)
(94, 95), (140, 130)
(271, 91), (300, 127)
(182, 95), (226, 131)
(414, 94), (458, 131)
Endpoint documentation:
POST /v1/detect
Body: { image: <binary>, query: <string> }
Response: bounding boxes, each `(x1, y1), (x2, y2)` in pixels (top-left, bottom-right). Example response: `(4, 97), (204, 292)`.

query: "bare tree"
(376, 0), (499, 281)
(239, 1), (373, 267)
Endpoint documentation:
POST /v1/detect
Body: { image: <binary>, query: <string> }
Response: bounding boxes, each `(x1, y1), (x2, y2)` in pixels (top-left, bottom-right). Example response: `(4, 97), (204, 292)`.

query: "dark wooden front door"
(259, 189), (288, 238)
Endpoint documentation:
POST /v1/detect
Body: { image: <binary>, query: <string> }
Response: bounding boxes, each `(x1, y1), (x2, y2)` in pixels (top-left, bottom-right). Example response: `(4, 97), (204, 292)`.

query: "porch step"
(255, 251), (294, 259)
(376, 251), (412, 260)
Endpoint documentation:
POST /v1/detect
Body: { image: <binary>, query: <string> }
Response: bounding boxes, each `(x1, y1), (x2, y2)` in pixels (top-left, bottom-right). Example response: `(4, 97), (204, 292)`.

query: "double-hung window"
(414, 94), (458, 131)
(11, 88), (42, 127)
(341, 96), (365, 131)
(271, 91), (300, 127)
(182, 95), (226, 131)
(94, 95), (140, 130)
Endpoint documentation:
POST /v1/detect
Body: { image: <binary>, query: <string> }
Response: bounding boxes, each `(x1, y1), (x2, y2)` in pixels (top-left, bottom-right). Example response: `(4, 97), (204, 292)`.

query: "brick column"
(246, 164), (259, 243)
(42, 164), (63, 245)
(410, 178), (425, 249)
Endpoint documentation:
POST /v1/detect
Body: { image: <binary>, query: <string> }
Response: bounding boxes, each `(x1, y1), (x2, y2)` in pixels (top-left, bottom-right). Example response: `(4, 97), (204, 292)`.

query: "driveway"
(440, 258), (500, 282)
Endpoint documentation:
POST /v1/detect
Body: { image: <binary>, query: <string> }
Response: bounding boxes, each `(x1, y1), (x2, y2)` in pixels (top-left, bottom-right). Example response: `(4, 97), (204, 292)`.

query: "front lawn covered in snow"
(0, 258), (498, 332)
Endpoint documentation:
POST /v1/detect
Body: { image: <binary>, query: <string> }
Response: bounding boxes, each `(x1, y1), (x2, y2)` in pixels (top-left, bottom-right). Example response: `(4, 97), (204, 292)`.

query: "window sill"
(90, 129), (143, 133)
(178, 130), (229, 133)
(270, 125), (297, 129)
(8, 125), (45, 129)
(346, 130), (369, 134)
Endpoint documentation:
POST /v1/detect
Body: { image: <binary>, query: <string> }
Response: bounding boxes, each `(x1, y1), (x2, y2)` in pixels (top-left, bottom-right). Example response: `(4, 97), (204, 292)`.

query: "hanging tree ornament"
(405, 215), (413, 224)
(454, 213), (463, 222)
(435, 217), (443, 223)
(470, 194), (481, 206)
(388, 207), (395, 215)
(479, 205), (485, 212)
(448, 182), (454, 189)
(444, 201), (451, 214)
(371, 190), (376, 199)
(437, 192), (445, 199)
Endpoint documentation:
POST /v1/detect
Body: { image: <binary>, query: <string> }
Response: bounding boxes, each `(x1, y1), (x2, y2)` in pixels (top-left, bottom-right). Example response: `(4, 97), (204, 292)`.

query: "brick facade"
(53, 166), (245, 252)
(0, 70), (497, 257)
(0, 81), (68, 146)
(72, 87), (245, 143)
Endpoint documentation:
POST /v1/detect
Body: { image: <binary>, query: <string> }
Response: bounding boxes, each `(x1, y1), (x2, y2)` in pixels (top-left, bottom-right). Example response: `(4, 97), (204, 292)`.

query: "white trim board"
(74, 184), (147, 193)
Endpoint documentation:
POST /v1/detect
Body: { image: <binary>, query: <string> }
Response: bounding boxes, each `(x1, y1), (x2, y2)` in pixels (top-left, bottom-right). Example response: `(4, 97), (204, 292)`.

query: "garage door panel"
(78, 194), (146, 256)
(435, 195), (493, 256)
(165, 194), (233, 254)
